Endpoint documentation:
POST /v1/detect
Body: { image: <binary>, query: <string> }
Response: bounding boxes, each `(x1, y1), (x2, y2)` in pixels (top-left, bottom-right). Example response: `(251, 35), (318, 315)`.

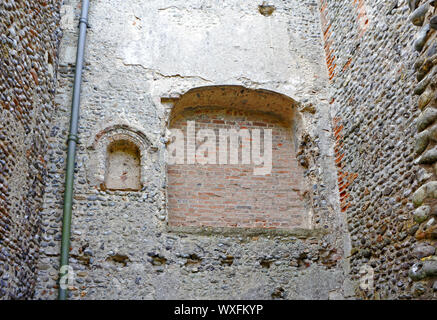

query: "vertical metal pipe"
(58, 0), (90, 300)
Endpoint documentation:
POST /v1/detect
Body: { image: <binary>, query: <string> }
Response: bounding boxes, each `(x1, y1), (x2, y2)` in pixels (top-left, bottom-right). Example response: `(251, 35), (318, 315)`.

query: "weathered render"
(0, 0), (436, 300)
(33, 0), (346, 300)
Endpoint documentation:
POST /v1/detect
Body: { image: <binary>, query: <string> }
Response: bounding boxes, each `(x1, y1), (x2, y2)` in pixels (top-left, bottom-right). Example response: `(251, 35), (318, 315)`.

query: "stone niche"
(105, 139), (141, 191)
(87, 123), (156, 191)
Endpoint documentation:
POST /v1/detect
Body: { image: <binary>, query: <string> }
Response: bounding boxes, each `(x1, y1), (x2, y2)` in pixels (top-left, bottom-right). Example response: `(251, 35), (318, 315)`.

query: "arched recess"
(87, 123), (156, 191)
(166, 85), (310, 230)
(105, 139), (141, 191)
(169, 85), (302, 130)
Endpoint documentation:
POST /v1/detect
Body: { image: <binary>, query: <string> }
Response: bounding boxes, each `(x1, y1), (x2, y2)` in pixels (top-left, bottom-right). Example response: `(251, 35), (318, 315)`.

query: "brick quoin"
(319, 0), (369, 79)
(168, 108), (307, 230)
(319, 0), (336, 81)
(333, 116), (358, 213)
(354, 0), (369, 38)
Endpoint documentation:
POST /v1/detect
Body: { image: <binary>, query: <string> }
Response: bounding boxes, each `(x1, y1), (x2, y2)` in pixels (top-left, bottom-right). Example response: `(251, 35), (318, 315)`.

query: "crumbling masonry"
(0, 0), (436, 299)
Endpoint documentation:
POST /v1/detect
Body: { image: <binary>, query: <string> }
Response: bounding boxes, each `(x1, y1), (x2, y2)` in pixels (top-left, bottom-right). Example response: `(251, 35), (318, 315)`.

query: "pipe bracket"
(67, 133), (79, 145)
(79, 18), (90, 28)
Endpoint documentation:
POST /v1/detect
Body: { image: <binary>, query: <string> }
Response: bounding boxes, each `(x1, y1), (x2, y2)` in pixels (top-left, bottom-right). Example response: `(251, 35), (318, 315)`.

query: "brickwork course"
(0, 0), (436, 300)
(168, 108), (308, 230)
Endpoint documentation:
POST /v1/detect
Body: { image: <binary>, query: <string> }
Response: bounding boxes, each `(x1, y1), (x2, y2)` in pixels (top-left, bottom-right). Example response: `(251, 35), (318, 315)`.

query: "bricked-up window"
(166, 86), (308, 231)
(104, 140), (141, 191)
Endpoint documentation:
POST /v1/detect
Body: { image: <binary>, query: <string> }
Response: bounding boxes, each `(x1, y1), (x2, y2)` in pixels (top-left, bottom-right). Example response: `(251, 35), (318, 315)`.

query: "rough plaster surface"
(2, 0), (436, 301)
(31, 0), (347, 300)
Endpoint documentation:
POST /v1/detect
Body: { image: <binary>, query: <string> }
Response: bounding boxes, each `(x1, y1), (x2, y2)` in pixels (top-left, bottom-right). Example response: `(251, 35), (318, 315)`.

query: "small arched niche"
(86, 123), (156, 191)
(105, 139), (141, 191)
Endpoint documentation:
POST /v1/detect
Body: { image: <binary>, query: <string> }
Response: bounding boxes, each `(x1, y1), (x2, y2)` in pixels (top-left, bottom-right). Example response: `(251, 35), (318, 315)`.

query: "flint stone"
(412, 243), (436, 259)
(409, 259), (437, 280)
(413, 205), (431, 223)
(431, 16), (437, 30)
(414, 24), (431, 52)
(409, 3), (429, 26)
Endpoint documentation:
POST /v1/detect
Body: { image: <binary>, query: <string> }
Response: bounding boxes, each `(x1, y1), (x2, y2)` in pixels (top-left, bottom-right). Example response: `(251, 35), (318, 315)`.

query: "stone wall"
(407, 0), (437, 299)
(0, 0), (61, 299)
(322, 0), (436, 299)
(7, 0), (436, 301)
(34, 0), (346, 299)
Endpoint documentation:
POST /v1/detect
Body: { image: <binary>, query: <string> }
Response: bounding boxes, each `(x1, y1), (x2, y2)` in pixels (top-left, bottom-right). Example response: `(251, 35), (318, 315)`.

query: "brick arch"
(166, 86), (310, 230)
(168, 85), (301, 127)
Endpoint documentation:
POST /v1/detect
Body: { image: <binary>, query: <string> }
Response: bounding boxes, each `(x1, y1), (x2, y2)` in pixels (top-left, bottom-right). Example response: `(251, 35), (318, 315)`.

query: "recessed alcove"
(166, 85), (311, 231)
(86, 123), (157, 192)
(104, 139), (141, 191)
